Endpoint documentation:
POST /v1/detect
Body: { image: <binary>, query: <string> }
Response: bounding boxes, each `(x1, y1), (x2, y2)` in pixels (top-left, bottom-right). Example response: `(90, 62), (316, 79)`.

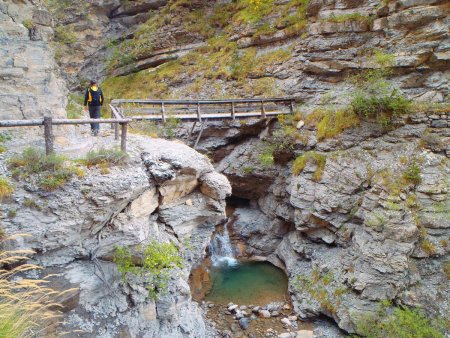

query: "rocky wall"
(220, 113), (449, 334)
(42, 0), (449, 106)
(0, 136), (231, 337)
(0, 0), (67, 120)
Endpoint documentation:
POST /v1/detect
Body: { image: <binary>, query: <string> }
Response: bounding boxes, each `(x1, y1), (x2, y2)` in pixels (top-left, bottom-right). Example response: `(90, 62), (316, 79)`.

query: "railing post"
(114, 122), (119, 140)
(290, 100), (294, 114)
(197, 102), (202, 122)
(261, 100), (266, 119)
(231, 102), (235, 120)
(43, 116), (54, 155)
(120, 122), (127, 153)
(161, 102), (166, 124)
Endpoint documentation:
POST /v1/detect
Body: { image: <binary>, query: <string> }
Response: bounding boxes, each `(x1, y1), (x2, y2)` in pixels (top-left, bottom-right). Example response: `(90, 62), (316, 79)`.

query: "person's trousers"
(88, 106), (101, 131)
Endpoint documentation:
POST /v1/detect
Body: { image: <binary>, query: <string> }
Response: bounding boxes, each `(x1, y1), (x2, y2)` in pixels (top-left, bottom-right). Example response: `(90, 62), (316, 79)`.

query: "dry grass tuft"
(0, 235), (75, 337)
(0, 177), (14, 200)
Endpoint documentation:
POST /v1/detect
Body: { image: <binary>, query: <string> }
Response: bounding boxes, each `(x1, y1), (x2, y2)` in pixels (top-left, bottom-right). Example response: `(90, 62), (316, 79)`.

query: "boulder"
(258, 309), (271, 318)
(239, 317), (250, 330)
(200, 171), (232, 201)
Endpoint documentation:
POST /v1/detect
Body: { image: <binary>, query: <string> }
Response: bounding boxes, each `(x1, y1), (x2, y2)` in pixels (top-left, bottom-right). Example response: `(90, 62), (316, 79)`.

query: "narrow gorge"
(0, 0), (448, 337)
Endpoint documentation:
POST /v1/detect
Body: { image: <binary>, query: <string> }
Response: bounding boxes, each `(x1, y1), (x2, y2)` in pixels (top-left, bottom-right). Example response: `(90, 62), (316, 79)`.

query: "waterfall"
(210, 225), (237, 266)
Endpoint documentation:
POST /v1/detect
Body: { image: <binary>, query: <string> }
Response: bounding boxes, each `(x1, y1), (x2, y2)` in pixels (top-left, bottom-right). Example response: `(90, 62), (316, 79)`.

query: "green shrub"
(325, 12), (372, 23)
(22, 19), (34, 29)
(306, 108), (360, 140)
(234, 0), (275, 24)
(403, 162), (421, 185)
(354, 302), (446, 338)
(292, 152), (326, 181)
(349, 51), (411, 126)
(23, 198), (42, 210)
(8, 148), (84, 190)
(351, 88), (411, 126)
(7, 209), (17, 218)
(0, 177), (14, 200)
(258, 145), (275, 167)
(0, 133), (11, 153)
(420, 239), (437, 256)
(113, 241), (183, 299)
(81, 148), (128, 167)
(8, 148), (64, 174)
(54, 25), (77, 44)
(443, 261), (450, 279)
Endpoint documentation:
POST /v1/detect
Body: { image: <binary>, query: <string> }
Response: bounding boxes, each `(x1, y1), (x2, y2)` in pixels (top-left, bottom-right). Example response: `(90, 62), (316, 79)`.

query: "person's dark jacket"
(84, 86), (104, 107)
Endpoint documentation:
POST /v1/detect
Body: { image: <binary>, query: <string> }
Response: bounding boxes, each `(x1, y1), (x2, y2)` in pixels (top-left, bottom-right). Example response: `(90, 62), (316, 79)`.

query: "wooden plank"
(120, 123), (127, 152)
(161, 102), (166, 124)
(197, 102), (201, 122)
(52, 118), (131, 125)
(109, 105), (121, 141)
(43, 116), (54, 155)
(121, 105), (286, 114)
(111, 97), (296, 105)
(130, 111), (289, 121)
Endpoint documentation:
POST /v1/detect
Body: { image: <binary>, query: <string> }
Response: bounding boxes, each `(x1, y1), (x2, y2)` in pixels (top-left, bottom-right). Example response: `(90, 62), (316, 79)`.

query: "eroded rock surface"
(0, 1), (67, 120)
(221, 116), (449, 333)
(0, 136), (231, 337)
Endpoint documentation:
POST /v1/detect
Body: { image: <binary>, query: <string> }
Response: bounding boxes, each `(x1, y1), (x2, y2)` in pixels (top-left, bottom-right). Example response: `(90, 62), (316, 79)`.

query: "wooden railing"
(0, 117), (131, 154)
(111, 97), (296, 122)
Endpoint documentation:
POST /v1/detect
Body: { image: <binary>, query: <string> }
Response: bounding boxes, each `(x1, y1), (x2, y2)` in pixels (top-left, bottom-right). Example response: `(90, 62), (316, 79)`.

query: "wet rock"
(235, 311), (244, 319)
(258, 309), (271, 318)
(230, 322), (240, 332)
(281, 318), (291, 326)
(228, 304), (239, 312)
(239, 317), (250, 330)
(252, 306), (260, 313)
(279, 333), (293, 338)
(296, 330), (314, 338)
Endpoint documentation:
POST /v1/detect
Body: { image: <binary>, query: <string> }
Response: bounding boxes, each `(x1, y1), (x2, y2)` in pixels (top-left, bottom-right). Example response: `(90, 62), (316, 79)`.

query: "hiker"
(84, 80), (104, 136)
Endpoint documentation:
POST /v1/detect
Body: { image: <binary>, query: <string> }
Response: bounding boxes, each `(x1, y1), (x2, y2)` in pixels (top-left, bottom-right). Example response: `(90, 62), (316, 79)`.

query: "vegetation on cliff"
(113, 241), (183, 300)
(8, 148), (85, 191)
(353, 301), (447, 338)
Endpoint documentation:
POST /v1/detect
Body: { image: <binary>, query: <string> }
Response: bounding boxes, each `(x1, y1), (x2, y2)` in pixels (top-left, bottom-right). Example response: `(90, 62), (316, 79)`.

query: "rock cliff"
(0, 135), (231, 337)
(221, 112), (449, 333)
(42, 0), (448, 106)
(0, 1), (67, 120)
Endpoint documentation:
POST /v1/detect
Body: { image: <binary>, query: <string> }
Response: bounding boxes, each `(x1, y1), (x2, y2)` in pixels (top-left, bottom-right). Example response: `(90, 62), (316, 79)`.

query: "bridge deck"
(110, 97), (297, 148)
(111, 97), (296, 122)
(129, 110), (290, 121)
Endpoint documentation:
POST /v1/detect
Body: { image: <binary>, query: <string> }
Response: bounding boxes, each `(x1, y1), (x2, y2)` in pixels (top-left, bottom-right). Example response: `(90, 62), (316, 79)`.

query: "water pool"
(204, 261), (288, 305)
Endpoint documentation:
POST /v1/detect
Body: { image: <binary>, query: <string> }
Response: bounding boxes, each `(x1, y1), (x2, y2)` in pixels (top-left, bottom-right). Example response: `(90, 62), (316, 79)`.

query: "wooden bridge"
(0, 97), (296, 154)
(110, 98), (296, 122)
(110, 97), (296, 148)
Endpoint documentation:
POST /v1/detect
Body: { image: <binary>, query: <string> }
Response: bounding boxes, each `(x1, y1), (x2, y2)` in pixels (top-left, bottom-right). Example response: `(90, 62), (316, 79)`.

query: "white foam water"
(209, 224), (237, 267)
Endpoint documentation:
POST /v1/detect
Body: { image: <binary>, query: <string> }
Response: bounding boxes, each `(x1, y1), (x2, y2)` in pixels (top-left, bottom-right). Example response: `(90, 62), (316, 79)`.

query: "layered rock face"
(0, 137), (231, 337)
(221, 114), (449, 333)
(44, 0), (448, 105)
(0, 1), (67, 120)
